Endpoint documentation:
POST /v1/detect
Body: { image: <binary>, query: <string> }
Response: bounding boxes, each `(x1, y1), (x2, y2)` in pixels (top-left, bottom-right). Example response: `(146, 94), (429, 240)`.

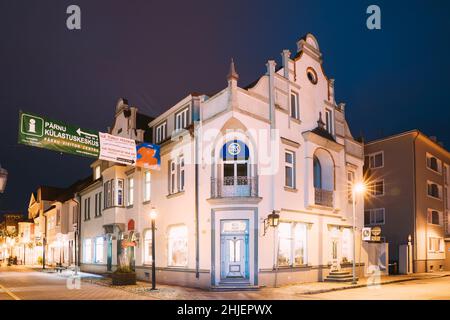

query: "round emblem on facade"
(228, 142), (241, 156)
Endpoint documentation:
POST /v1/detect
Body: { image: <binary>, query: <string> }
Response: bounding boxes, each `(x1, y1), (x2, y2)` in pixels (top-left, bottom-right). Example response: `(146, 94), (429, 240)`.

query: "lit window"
(290, 92), (299, 119)
(84, 239), (92, 263)
(168, 225), (188, 267)
(94, 166), (101, 180)
(278, 222), (308, 267)
(95, 237), (104, 264)
(285, 151), (295, 188)
(127, 177), (134, 206)
(175, 108), (189, 131)
(341, 228), (353, 263)
(155, 122), (167, 143)
(365, 152), (384, 169)
(143, 230), (152, 265)
(56, 210), (61, 226)
(428, 237), (444, 253)
(143, 172), (151, 202)
(84, 197), (91, 220)
(116, 179), (124, 206)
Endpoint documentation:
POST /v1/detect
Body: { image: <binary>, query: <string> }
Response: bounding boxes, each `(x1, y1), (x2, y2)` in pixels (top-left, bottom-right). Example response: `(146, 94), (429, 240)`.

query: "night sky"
(1, 0), (450, 215)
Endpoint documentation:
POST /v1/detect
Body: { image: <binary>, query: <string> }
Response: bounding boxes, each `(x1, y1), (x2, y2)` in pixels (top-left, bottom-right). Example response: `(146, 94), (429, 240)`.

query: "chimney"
(329, 79), (335, 103)
(281, 49), (291, 79)
(266, 60), (277, 127)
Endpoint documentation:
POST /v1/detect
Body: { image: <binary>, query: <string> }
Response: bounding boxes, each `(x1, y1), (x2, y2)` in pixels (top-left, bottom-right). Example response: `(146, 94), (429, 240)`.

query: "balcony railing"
(315, 188), (333, 207)
(211, 176), (258, 198)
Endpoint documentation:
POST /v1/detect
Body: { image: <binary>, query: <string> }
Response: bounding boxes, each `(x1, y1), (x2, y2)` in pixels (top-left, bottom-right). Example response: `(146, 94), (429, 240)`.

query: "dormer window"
(155, 122), (167, 144)
(175, 108), (189, 131)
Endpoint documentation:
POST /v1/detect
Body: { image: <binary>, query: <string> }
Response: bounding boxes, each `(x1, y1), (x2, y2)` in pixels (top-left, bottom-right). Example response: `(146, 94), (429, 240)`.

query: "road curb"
(301, 274), (450, 295)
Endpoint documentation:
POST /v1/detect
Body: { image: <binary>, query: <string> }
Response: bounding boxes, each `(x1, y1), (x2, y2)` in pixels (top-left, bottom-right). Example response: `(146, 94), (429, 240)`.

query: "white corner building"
(80, 34), (368, 289)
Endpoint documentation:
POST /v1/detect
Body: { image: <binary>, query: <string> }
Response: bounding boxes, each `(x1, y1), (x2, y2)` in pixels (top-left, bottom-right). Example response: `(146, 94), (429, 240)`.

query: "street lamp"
(0, 165), (8, 194)
(149, 207), (157, 290)
(263, 210), (280, 236)
(352, 181), (366, 284)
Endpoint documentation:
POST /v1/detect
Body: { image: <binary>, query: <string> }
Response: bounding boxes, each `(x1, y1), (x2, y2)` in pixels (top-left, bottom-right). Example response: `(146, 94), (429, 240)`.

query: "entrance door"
(107, 239), (112, 271)
(220, 220), (249, 280)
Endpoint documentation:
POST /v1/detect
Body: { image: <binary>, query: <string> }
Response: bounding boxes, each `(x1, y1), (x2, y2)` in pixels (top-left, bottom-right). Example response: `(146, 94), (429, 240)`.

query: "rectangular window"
(84, 239), (92, 263)
(94, 193), (98, 217)
(115, 179), (124, 206)
(278, 222), (308, 267)
(169, 161), (176, 194)
(155, 122), (167, 143)
(127, 177), (134, 206)
(426, 153), (442, 174)
(104, 180), (112, 208)
(365, 151), (384, 169)
(94, 165), (101, 180)
(95, 237), (104, 264)
(427, 209), (442, 226)
(143, 230), (153, 264)
(290, 92), (299, 119)
(179, 157), (185, 192)
(143, 172), (151, 202)
(364, 208), (385, 226)
(427, 181), (442, 199)
(428, 237), (444, 253)
(325, 109), (333, 134)
(369, 180), (384, 196)
(175, 108), (189, 131)
(284, 151), (295, 188)
(168, 225), (188, 267)
(94, 192), (102, 217)
(84, 198), (91, 220)
(347, 171), (355, 203)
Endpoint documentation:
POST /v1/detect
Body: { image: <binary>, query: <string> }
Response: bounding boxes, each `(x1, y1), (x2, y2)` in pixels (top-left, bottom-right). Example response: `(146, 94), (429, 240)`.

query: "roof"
(136, 112), (154, 143)
(311, 126), (336, 142)
(39, 186), (67, 201)
(54, 175), (94, 203)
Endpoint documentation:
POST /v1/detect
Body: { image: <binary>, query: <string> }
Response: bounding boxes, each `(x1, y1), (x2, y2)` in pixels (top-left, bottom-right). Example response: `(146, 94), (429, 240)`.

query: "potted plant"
(112, 249), (136, 286)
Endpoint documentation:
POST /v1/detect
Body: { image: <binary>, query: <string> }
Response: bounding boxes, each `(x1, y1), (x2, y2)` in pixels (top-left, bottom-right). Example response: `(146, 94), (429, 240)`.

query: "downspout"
(412, 132), (420, 273)
(193, 96), (201, 279)
(72, 194), (81, 275)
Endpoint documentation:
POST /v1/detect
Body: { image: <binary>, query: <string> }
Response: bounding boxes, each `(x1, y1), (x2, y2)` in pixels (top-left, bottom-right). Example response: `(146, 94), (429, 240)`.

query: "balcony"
(211, 176), (258, 199)
(315, 188), (333, 207)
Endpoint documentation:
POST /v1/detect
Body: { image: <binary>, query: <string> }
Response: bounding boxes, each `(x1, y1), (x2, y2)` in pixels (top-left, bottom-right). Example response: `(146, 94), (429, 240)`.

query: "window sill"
(94, 215), (102, 219)
(289, 117), (302, 125)
(126, 205), (134, 209)
(427, 195), (442, 201)
(284, 186), (298, 193)
(142, 200), (151, 205)
(166, 191), (185, 199)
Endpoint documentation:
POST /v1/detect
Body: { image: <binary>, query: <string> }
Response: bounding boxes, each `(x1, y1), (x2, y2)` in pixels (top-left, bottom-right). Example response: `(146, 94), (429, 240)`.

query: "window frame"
(127, 177), (134, 206)
(167, 225), (188, 267)
(178, 156), (185, 192)
(365, 151), (384, 169)
(155, 121), (167, 144)
(284, 150), (296, 189)
(175, 107), (189, 131)
(369, 179), (385, 197)
(427, 208), (442, 226)
(277, 221), (308, 267)
(169, 160), (176, 194)
(364, 208), (385, 226)
(143, 171), (151, 202)
(428, 237), (444, 253)
(427, 180), (442, 200)
(290, 91), (299, 120)
(426, 153), (442, 174)
(324, 108), (333, 134)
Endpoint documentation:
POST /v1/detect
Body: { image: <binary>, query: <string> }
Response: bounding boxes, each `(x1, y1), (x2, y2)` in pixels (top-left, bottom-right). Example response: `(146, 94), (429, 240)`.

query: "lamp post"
(352, 182), (366, 284)
(150, 207), (157, 290)
(0, 164), (8, 194)
(263, 210), (280, 287)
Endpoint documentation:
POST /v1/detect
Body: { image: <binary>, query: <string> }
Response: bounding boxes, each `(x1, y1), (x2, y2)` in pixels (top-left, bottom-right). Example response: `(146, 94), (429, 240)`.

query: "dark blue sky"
(1, 0), (449, 213)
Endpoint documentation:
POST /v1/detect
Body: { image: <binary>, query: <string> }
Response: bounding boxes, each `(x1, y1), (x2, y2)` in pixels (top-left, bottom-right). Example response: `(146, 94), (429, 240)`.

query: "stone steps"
(325, 270), (358, 283)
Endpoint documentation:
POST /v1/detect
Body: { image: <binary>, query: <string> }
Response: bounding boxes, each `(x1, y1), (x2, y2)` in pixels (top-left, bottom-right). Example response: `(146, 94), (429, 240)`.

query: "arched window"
(313, 156), (322, 189)
(143, 230), (152, 265)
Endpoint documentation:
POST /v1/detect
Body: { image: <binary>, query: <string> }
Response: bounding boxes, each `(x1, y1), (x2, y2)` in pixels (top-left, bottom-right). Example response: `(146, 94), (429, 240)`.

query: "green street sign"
(18, 111), (100, 158)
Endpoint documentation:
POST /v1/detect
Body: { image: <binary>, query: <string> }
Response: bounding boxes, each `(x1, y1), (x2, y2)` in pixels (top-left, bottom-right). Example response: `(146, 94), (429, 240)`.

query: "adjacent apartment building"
(364, 130), (450, 272)
(79, 33), (368, 289)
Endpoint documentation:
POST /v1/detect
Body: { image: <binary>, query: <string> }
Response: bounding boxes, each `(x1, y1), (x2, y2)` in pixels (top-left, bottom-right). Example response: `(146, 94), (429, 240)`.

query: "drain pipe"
(412, 132), (419, 273)
(266, 60), (278, 286)
(193, 95), (201, 279)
